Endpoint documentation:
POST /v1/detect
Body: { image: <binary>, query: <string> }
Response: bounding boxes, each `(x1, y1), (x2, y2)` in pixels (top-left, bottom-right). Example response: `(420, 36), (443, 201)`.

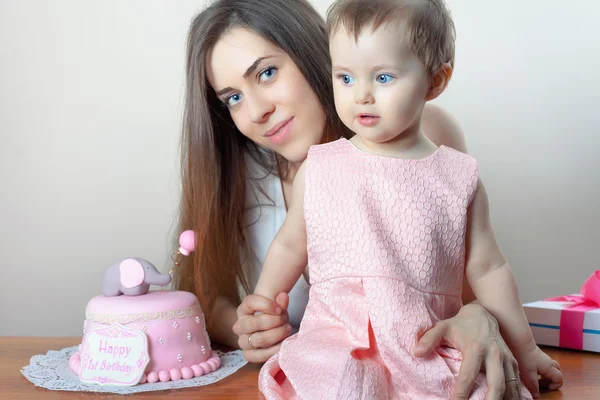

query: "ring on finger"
(505, 377), (517, 383)
(248, 333), (255, 349)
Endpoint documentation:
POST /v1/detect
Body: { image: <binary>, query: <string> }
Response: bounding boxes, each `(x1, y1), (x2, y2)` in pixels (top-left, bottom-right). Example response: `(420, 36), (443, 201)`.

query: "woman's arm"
(422, 103), (468, 153)
(208, 296), (241, 349)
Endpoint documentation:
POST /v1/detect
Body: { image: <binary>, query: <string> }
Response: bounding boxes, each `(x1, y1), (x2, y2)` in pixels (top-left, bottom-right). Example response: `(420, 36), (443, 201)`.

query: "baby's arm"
(254, 163), (308, 301)
(465, 179), (563, 392)
(464, 179), (534, 353)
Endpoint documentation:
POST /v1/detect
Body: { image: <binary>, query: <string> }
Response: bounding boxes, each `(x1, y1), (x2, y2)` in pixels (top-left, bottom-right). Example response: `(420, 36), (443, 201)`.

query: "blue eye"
(376, 74), (394, 84)
(259, 66), (277, 82)
(340, 74), (355, 85)
(226, 93), (243, 107)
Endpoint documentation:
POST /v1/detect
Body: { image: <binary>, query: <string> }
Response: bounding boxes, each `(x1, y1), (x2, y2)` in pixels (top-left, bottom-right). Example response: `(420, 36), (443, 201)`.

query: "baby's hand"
(516, 343), (563, 397)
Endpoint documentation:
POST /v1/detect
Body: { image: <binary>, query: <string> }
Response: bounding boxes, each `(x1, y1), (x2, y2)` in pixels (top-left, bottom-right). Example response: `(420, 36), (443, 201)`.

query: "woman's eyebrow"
(215, 55), (276, 98)
(216, 86), (234, 98)
(243, 55), (275, 78)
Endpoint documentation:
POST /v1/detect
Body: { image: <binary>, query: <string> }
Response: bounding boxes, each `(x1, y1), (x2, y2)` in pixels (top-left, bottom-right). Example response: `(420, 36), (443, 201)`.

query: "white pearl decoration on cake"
(173, 322), (179, 329)
(158, 337), (164, 344)
(177, 353), (183, 363)
(195, 316), (200, 324)
(187, 333), (192, 341)
(201, 345), (206, 354)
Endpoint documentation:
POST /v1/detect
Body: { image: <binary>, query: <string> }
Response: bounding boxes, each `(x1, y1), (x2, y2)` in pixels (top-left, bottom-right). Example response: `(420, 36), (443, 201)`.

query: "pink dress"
(259, 138), (532, 399)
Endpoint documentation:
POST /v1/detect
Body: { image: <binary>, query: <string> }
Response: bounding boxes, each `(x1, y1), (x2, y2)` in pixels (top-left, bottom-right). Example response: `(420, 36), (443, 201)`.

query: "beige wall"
(1, 0), (598, 336)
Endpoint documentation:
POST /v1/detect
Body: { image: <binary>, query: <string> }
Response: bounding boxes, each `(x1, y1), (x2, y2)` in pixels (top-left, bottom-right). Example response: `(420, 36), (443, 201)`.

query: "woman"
(173, 1), (553, 398)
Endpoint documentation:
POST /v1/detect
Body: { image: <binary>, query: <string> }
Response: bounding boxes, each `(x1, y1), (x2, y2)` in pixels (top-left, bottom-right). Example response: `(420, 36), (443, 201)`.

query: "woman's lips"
(266, 117), (294, 145)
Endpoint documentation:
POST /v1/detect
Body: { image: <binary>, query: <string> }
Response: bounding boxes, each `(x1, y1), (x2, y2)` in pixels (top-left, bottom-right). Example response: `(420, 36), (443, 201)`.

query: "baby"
(251, 0), (563, 398)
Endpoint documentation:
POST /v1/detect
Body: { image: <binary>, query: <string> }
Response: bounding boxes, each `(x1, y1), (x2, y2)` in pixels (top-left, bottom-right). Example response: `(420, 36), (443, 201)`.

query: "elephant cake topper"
(101, 230), (197, 297)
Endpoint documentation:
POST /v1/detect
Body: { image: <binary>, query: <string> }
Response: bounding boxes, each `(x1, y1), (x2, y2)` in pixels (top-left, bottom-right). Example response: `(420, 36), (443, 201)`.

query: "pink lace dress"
(259, 138), (532, 400)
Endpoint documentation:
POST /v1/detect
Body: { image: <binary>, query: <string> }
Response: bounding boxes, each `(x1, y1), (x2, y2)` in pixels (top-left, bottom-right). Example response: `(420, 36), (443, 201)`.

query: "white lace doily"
(21, 346), (248, 394)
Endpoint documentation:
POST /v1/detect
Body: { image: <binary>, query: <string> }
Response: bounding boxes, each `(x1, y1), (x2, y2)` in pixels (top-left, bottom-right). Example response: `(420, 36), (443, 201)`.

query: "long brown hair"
(173, 0), (352, 328)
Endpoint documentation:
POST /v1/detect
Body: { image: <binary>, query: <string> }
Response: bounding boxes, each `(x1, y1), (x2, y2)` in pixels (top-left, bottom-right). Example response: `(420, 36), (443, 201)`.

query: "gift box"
(523, 270), (600, 353)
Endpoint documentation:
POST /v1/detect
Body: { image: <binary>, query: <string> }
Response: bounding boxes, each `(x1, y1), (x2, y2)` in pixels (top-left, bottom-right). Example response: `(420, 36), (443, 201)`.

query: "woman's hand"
(414, 302), (529, 400)
(233, 292), (293, 363)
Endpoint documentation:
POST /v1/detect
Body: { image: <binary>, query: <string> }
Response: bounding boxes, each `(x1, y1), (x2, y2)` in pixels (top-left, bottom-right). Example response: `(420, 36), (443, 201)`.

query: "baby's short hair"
(326, 0), (456, 82)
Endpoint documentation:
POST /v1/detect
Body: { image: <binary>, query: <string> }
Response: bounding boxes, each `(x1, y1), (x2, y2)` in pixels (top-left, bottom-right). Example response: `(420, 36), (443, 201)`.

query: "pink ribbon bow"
(546, 270), (600, 350)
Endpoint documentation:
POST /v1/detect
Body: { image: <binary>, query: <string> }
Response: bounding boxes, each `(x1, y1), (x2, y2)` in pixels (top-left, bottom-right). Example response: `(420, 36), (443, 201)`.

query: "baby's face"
(329, 22), (430, 144)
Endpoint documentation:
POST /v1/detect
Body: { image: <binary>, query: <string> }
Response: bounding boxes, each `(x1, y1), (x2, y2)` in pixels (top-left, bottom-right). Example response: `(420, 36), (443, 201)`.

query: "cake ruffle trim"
(69, 351), (221, 384)
(86, 305), (202, 324)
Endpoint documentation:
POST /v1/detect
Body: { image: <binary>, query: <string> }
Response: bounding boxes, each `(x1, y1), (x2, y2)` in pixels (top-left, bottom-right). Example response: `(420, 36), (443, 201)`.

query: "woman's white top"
(244, 154), (310, 329)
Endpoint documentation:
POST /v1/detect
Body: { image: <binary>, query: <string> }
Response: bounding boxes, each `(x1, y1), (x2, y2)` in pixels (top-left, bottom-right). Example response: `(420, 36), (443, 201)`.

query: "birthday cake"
(69, 231), (220, 385)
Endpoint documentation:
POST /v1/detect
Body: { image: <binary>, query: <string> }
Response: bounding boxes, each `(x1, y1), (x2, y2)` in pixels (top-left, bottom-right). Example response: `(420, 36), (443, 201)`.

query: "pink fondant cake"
(69, 290), (220, 384)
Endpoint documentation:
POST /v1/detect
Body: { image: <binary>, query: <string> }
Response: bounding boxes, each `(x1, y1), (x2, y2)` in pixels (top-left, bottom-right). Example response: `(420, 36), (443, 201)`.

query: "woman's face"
(206, 28), (327, 164)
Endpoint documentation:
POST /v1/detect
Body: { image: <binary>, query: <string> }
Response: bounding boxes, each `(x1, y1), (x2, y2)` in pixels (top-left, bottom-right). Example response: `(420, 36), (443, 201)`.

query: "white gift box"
(523, 295), (600, 353)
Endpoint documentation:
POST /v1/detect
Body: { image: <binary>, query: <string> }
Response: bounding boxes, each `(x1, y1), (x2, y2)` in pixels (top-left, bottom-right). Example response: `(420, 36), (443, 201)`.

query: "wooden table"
(2, 337), (598, 399)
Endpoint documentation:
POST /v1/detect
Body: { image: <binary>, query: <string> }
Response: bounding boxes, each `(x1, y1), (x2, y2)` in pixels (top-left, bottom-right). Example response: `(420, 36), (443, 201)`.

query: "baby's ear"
(426, 63), (453, 101)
